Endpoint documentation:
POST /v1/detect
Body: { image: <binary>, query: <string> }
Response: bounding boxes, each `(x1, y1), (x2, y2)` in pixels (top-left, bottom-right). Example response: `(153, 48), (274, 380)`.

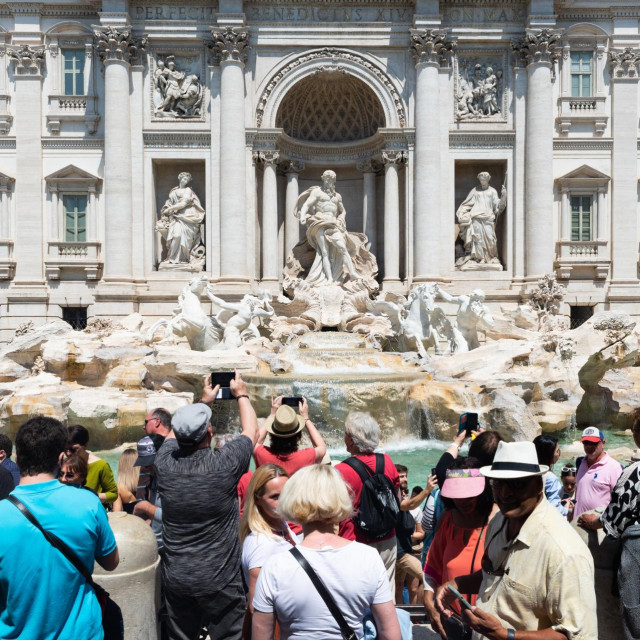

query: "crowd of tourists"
(1, 371), (639, 640)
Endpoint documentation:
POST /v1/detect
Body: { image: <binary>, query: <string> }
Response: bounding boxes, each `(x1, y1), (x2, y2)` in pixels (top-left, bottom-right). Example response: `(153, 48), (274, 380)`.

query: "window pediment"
(45, 165), (101, 191)
(555, 165), (609, 188)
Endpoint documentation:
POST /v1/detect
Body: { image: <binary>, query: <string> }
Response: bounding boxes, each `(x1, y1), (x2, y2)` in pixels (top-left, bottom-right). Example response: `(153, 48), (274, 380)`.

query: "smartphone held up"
(458, 412), (478, 437)
(210, 371), (235, 400)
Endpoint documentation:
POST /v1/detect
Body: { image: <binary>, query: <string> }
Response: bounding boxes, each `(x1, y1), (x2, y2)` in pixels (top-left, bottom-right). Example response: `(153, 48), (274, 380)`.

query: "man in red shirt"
(336, 412), (400, 592)
(253, 396), (326, 475)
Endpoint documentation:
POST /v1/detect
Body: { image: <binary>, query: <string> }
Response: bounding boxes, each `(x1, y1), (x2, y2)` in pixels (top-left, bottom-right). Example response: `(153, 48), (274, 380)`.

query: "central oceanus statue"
(145, 275), (274, 351)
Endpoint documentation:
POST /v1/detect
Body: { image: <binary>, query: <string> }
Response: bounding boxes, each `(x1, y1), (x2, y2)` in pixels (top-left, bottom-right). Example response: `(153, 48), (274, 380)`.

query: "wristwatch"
(507, 629), (516, 640)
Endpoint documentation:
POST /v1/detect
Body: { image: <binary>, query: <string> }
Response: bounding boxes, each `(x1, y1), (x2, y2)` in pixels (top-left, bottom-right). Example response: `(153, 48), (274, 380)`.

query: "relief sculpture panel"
(454, 52), (508, 121)
(151, 52), (205, 120)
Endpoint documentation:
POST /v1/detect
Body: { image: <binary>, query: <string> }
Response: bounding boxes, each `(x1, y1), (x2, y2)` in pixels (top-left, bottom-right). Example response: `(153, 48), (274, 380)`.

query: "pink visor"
(440, 468), (486, 499)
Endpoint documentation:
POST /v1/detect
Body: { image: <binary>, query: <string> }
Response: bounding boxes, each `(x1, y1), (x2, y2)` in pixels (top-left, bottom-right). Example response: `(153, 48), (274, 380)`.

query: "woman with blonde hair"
(252, 464), (401, 640)
(241, 463), (298, 639)
(112, 448), (139, 513)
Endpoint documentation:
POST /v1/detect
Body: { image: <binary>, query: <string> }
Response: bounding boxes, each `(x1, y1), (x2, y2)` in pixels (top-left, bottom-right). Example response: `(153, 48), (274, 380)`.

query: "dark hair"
(0, 433), (13, 457)
(67, 424), (89, 447)
(468, 431), (504, 467)
(268, 432), (302, 455)
(16, 417), (68, 476)
(533, 434), (558, 467)
(411, 485), (423, 498)
(151, 408), (172, 429)
(440, 455), (494, 520)
(395, 464), (408, 474)
(61, 452), (89, 484)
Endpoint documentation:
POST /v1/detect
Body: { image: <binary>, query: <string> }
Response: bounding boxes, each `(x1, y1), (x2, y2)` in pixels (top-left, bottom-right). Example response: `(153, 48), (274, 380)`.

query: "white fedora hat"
(480, 441), (548, 479)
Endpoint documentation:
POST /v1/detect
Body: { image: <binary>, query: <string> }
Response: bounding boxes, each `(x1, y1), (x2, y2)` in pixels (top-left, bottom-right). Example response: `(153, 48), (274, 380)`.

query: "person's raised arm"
(401, 474), (437, 511)
(298, 397), (327, 463)
(96, 547), (119, 572)
(230, 371), (258, 446)
(255, 396), (281, 451)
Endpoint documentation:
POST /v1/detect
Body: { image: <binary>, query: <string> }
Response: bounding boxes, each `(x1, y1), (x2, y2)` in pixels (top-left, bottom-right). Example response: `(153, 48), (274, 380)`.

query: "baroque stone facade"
(0, 0), (638, 339)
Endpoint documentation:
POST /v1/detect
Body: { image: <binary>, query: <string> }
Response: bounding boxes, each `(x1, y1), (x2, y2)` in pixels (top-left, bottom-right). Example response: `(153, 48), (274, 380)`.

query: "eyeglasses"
(561, 466), (576, 474)
(481, 519), (516, 577)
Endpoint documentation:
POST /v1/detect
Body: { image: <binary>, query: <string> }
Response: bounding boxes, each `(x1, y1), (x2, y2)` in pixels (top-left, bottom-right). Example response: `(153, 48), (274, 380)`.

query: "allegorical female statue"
(155, 172), (205, 270)
(455, 171), (506, 270)
(283, 170), (377, 294)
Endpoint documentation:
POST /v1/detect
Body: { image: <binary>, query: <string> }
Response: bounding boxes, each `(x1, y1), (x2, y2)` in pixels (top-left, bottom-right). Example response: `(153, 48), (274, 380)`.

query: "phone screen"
(447, 585), (473, 611)
(282, 397), (302, 407)
(458, 412), (478, 436)
(211, 371), (235, 388)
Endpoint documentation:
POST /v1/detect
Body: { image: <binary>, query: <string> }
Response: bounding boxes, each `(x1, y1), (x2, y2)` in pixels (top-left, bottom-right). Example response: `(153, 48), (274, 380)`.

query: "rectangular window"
(570, 52), (592, 97)
(63, 195), (87, 242)
(62, 49), (85, 96)
(570, 195), (592, 242)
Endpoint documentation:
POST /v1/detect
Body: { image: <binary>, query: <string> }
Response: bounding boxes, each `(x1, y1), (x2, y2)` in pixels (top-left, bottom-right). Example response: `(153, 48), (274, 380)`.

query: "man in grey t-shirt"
(155, 373), (258, 640)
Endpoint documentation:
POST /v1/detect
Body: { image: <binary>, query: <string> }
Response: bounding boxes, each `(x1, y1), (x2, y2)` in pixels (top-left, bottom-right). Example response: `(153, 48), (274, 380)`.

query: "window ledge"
(45, 241), (102, 280)
(556, 96), (607, 135)
(555, 240), (610, 279)
(46, 95), (99, 135)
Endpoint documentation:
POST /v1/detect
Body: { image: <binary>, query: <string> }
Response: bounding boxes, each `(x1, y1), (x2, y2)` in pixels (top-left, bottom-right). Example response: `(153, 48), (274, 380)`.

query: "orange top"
(424, 510), (486, 609)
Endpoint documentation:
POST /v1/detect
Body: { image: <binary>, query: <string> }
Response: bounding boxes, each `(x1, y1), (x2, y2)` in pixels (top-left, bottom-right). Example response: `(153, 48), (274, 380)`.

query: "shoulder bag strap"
(7, 495), (105, 595)
(375, 453), (385, 475)
(289, 547), (358, 640)
(342, 456), (374, 483)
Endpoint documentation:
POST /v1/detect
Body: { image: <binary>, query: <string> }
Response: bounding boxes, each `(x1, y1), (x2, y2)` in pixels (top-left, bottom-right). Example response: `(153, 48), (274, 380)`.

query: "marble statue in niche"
(455, 171), (506, 271)
(290, 170), (377, 289)
(455, 59), (504, 120)
(155, 172), (205, 270)
(153, 55), (203, 117)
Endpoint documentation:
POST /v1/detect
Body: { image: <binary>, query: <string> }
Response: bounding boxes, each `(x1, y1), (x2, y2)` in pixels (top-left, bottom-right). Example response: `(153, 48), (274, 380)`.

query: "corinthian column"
(512, 29), (560, 279)
(94, 26), (145, 282)
(410, 29), (455, 281)
(609, 48), (640, 284)
(211, 27), (249, 282)
(9, 45), (45, 283)
(283, 160), (304, 259)
(255, 150), (280, 283)
(381, 151), (407, 285)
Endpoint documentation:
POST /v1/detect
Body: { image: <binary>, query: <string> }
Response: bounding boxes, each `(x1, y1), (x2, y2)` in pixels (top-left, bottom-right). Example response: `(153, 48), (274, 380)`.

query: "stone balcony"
(45, 241), (102, 281)
(556, 96), (607, 135)
(0, 239), (14, 279)
(46, 94), (100, 135)
(555, 240), (610, 280)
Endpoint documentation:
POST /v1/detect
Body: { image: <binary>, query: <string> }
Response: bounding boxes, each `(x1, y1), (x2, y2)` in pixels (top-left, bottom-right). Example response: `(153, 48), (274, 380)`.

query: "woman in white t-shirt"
(252, 464), (401, 640)
(240, 463), (299, 638)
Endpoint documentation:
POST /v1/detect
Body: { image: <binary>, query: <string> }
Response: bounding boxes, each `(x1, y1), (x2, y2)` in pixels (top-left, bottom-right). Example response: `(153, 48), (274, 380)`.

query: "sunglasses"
(561, 466), (577, 474)
(489, 477), (532, 493)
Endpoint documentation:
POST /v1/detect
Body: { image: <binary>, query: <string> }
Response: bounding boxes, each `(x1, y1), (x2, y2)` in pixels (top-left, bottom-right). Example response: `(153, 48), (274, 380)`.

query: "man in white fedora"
(253, 396), (327, 475)
(436, 441), (597, 640)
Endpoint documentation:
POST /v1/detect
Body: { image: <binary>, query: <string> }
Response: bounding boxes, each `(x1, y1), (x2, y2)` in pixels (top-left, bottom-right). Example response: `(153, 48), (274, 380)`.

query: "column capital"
(609, 47), (640, 81)
(410, 29), (456, 68)
(356, 159), (381, 174)
(93, 26), (147, 65)
(511, 29), (561, 68)
(381, 150), (408, 166)
(8, 45), (45, 76)
(209, 26), (249, 65)
(253, 150), (280, 167)
(280, 159), (305, 174)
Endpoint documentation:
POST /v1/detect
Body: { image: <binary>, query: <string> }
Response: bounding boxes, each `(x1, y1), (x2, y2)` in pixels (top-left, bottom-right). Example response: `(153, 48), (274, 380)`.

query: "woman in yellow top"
(66, 424), (118, 506)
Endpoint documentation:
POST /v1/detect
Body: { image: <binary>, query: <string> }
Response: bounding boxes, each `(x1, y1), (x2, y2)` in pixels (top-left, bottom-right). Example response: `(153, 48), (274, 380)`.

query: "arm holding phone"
(400, 473), (438, 511)
(229, 372), (259, 447)
(298, 397), (327, 463)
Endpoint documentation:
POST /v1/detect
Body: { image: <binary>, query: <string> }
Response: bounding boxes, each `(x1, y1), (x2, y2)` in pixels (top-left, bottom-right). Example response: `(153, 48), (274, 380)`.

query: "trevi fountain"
(0, 171), (638, 464)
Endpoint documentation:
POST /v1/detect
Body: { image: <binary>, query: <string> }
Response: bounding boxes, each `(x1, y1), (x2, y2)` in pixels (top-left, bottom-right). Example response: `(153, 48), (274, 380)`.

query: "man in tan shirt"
(436, 441), (597, 640)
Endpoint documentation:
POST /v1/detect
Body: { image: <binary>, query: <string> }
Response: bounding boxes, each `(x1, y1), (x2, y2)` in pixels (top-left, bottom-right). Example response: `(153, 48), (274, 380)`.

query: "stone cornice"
(94, 26), (147, 65)
(449, 131), (515, 148)
(609, 47), (640, 81)
(209, 26), (249, 64)
(7, 2), (41, 14)
(41, 3), (100, 18)
(511, 29), (561, 68)
(553, 138), (613, 151)
(143, 132), (211, 148)
(410, 28), (456, 67)
(41, 138), (103, 149)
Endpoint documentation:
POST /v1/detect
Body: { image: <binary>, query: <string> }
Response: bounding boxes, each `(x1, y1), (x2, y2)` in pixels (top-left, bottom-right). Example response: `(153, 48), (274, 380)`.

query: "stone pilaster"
(211, 27), (249, 282)
(381, 151), (407, 285)
(609, 48), (640, 285)
(512, 29), (560, 279)
(356, 160), (379, 256)
(410, 29), (455, 281)
(282, 160), (304, 260)
(255, 150), (280, 283)
(10, 45), (45, 283)
(94, 26), (146, 283)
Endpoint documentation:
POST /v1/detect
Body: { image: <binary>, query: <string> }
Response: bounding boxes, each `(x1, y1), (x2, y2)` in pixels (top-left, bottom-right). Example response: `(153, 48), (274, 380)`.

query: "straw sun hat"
(480, 441), (549, 479)
(263, 405), (305, 438)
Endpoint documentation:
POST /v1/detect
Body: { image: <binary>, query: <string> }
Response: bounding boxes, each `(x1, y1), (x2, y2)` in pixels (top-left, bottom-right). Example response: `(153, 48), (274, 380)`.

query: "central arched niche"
(276, 71), (385, 143)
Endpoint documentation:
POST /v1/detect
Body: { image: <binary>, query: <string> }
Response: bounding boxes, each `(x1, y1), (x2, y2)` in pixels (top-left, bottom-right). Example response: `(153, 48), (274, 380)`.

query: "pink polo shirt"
(573, 453), (622, 519)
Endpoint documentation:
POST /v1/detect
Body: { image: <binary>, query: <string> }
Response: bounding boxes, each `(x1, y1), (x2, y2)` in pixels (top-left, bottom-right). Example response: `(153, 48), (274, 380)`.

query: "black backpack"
(343, 454), (401, 540)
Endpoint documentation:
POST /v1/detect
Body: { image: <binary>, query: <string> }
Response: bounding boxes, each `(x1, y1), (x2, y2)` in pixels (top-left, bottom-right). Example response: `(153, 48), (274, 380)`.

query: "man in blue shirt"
(0, 417), (119, 640)
(0, 433), (20, 486)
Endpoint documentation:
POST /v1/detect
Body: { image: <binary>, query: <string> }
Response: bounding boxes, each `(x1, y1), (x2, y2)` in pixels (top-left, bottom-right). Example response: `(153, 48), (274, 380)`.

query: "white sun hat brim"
(480, 464), (549, 479)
